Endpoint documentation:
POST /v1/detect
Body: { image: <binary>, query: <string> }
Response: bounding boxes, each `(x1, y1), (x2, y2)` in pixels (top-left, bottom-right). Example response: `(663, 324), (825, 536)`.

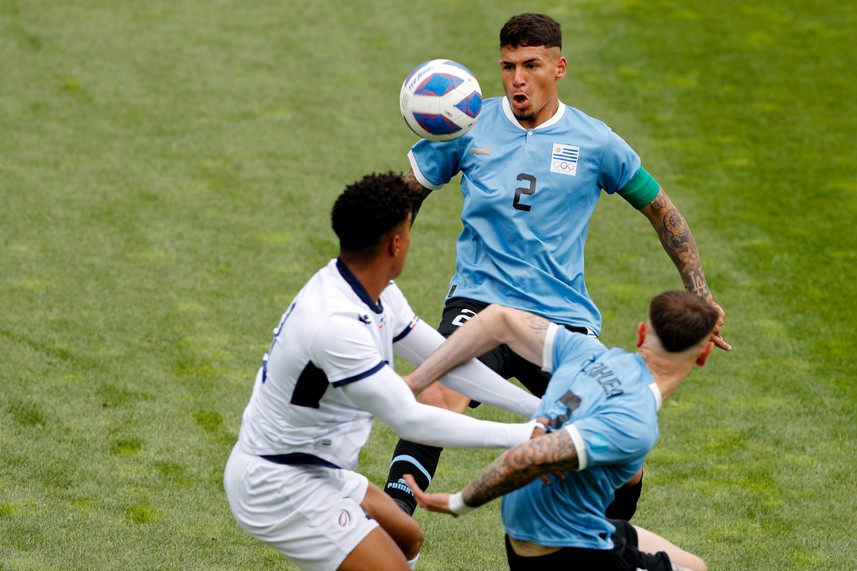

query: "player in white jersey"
(224, 172), (543, 571)
(385, 12), (730, 520)
(402, 291), (718, 571)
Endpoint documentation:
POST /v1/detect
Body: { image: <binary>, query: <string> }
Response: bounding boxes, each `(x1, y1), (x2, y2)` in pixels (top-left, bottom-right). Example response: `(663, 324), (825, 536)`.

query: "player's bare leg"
(360, 481), (423, 559)
(416, 382), (471, 412)
(634, 525), (707, 571)
(337, 527), (411, 571)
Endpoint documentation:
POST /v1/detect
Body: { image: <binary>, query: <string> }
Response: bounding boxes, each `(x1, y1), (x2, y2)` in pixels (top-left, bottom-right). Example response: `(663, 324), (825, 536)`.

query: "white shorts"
(223, 444), (378, 571)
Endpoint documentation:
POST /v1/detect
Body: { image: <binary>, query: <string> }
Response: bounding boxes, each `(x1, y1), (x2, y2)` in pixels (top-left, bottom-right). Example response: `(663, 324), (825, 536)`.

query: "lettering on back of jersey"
(548, 389), (582, 430)
(585, 362), (624, 399)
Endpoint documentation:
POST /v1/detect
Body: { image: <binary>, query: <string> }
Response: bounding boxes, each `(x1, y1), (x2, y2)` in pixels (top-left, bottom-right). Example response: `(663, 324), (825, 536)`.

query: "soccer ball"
(399, 59), (482, 141)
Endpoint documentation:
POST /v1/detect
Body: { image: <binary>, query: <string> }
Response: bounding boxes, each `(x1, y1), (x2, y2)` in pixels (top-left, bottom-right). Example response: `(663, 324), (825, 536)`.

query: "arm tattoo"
(404, 169), (433, 222)
(462, 430), (579, 507)
(647, 194), (711, 300)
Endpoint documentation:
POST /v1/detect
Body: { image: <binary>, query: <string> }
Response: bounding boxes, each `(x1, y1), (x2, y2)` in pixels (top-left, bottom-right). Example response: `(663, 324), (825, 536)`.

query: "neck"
(638, 347), (694, 402)
(340, 257), (389, 302)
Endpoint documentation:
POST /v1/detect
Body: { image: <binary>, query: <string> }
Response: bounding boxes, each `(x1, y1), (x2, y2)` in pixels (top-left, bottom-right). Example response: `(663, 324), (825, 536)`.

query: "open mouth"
(512, 93), (528, 109)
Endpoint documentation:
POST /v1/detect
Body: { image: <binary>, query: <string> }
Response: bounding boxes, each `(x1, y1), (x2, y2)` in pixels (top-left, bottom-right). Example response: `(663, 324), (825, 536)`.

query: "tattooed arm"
(404, 168), (433, 222)
(640, 188), (731, 351)
(405, 305), (552, 395)
(403, 426), (578, 515)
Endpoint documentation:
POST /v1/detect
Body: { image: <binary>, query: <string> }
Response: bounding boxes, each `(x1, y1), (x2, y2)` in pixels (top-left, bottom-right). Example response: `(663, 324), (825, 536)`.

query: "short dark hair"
(649, 291), (719, 352)
(331, 172), (416, 256)
(500, 13), (562, 50)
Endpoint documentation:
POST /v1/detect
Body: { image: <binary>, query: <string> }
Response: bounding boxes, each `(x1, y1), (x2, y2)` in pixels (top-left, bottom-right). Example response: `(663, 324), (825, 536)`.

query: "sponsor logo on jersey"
(550, 143), (580, 176)
(471, 147), (492, 156)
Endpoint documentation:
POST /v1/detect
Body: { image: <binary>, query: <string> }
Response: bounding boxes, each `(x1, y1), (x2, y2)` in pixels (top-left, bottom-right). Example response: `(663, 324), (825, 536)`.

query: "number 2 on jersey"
(513, 173), (536, 211)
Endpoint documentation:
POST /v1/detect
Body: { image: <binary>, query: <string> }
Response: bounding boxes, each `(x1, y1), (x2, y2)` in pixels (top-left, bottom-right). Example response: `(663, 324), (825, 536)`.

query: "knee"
(402, 525), (423, 560)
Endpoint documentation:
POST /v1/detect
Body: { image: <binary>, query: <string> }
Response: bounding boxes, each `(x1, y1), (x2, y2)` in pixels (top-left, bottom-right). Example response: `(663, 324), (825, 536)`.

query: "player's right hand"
(402, 474), (456, 517)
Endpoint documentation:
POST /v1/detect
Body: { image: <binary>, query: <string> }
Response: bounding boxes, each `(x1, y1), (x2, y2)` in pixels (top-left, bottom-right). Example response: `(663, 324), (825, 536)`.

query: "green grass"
(1, 0), (855, 569)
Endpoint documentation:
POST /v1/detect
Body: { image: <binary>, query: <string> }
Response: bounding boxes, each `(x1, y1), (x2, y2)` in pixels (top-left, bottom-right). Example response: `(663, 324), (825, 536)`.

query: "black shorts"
(438, 298), (592, 400)
(504, 519), (671, 571)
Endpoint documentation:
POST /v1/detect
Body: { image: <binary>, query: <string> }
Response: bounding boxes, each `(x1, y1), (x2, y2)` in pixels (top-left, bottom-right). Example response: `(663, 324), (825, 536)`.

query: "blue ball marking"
(415, 73), (463, 97)
(413, 113), (462, 135)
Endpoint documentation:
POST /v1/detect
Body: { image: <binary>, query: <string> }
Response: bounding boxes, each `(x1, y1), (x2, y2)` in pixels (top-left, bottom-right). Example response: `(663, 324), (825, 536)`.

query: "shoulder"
(553, 103), (616, 144)
(553, 328), (607, 360)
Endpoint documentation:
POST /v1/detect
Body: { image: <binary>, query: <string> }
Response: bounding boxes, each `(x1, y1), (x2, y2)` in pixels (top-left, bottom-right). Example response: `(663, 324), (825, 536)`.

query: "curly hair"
(500, 13), (562, 50)
(649, 291), (719, 352)
(331, 172), (417, 256)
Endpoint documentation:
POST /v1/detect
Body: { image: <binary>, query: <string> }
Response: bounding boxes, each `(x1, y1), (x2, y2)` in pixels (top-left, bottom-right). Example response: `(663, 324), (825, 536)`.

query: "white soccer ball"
(399, 59), (482, 141)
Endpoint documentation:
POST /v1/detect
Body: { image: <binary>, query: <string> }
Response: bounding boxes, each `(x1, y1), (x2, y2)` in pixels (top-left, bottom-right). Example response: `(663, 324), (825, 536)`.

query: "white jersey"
(236, 258), (540, 471)
(238, 259), (418, 469)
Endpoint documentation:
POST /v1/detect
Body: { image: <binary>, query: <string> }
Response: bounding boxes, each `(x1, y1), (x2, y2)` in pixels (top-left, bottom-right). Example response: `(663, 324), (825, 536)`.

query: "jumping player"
(385, 12), (729, 519)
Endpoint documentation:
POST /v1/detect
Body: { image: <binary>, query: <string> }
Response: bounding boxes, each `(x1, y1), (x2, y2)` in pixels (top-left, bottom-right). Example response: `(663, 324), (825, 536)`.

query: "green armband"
(617, 167), (660, 209)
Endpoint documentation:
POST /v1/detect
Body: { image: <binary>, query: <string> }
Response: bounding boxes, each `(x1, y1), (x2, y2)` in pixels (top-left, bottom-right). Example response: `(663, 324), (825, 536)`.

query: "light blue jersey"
(500, 326), (661, 550)
(409, 97), (655, 334)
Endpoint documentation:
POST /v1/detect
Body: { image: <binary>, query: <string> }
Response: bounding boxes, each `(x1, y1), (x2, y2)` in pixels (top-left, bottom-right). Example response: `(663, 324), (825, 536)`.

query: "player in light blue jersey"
(402, 291), (718, 571)
(385, 12), (729, 519)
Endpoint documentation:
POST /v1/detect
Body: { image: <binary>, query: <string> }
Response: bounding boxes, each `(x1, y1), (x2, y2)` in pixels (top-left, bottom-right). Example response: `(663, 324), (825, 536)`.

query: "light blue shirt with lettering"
(501, 328), (660, 550)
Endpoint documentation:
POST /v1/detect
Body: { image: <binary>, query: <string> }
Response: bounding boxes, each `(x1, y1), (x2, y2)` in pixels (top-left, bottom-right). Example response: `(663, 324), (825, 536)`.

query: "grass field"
(1, 1), (855, 569)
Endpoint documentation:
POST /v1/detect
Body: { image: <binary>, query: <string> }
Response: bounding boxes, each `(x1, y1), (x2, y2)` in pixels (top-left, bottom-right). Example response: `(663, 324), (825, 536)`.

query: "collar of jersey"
(501, 96), (566, 131)
(648, 382), (663, 411)
(336, 258), (384, 314)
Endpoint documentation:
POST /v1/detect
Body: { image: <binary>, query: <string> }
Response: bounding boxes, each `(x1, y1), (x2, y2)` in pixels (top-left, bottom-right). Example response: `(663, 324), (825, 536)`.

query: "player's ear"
(695, 342), (714, 367)
(555, 55), (567, 81)
(636, 322), (646, 348)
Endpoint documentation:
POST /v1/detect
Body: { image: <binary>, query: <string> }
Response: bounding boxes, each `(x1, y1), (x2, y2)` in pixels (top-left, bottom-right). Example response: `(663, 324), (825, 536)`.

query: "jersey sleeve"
(341, 365), (538, 449)
(597, 130), (642, 195)
(565, 408), (656, 470)
(407, 139), (464, 191)
(381, 281), (420, 343)
(310, 314), (386, 387)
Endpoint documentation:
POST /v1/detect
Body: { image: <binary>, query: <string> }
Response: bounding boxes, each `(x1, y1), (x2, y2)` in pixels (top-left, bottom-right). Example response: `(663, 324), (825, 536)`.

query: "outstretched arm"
(640, 188), (730, 351)
(404, 425), (577, 516)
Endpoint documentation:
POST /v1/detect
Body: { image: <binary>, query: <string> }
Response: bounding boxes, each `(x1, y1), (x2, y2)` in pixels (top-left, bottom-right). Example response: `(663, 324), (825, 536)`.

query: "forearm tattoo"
(463, 430), (579, 507)
(648, 193), (711, 300)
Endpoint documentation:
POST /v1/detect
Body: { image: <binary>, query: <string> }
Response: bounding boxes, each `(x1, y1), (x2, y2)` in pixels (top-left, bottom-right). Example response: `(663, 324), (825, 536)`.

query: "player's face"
(499, 45), (567, 129)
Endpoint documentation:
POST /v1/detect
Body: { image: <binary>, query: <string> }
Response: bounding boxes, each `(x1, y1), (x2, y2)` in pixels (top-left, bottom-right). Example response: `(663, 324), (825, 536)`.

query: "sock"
(384, 440), (443, 515)
(605, 472), (644, 520)
(407, 553), (420, 569)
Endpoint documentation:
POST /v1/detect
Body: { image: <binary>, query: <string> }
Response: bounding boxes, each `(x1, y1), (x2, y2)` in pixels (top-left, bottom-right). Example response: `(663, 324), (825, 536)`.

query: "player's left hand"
(710, 301), (731, 351)
(402, 474), (456, 517)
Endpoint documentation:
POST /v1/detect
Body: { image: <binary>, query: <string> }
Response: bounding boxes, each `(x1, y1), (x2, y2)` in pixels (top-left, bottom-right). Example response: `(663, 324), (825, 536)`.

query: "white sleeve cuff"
(564, 424), (588, 471)
(541, 322), (560, 373)
(407, 150), (443, 191)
